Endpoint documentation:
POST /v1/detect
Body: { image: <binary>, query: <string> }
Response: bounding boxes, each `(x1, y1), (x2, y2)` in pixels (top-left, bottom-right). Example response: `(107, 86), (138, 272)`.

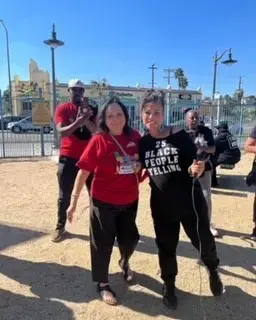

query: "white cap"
(68, 79), (85, 89)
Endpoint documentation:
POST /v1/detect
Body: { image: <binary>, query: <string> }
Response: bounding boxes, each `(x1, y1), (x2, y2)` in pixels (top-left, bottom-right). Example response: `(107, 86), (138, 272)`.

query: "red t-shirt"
(77, 130), (141, 205)
(55, 102), (90, 159)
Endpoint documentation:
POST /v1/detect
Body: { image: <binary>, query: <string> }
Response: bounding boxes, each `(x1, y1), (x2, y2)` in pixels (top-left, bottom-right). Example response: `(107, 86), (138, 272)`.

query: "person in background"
(212, 122), (241, 187)
(67, 98), (141, 305)
(185, 110), (219, 237)
(244, 127), (256, 240)
(139, 91), (223, 310)
(52, 79), (97, 242)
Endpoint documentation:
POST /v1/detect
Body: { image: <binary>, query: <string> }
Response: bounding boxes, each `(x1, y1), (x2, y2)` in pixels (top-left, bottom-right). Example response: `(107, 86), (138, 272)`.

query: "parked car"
(0, 115), (24, 130)
(7, 116), (53, 134)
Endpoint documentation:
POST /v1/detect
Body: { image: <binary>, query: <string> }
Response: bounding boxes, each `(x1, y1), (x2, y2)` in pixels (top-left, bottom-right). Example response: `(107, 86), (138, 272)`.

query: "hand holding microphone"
(190, 160), (205, 178)
(190, 134), (209, 179)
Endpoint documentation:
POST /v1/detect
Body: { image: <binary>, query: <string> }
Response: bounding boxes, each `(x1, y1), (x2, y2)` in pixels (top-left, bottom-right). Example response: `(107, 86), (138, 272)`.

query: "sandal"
(97, 284), (118, 305)
(118, 259), (134, 282)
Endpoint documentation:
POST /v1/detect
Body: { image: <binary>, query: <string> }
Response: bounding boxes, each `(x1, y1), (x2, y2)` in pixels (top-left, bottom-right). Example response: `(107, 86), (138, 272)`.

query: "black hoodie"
(214, 129), (241, 165)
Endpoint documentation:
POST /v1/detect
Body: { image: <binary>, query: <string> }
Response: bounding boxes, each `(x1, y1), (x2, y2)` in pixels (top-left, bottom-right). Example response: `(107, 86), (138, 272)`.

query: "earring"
(159, 123), (164, 132)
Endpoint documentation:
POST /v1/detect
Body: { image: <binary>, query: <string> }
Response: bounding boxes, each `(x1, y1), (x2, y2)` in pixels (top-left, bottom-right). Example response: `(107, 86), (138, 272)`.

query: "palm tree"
(3, 89), (9, 102)
(174, 68), (188, 90)
(179, 76), (188, 90)
(90, 78), (110, 104)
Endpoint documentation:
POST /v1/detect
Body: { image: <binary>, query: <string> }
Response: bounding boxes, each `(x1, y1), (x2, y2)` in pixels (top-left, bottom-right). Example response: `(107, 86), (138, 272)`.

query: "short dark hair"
(98, 97), (131, 135)
(141, 90), (165, 111)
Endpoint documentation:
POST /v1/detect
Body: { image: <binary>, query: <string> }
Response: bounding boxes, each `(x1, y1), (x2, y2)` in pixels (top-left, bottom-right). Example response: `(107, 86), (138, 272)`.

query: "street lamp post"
(0, 19), (13, 115)
(44, 24), (64, 149)
(212, 48), (238, 100)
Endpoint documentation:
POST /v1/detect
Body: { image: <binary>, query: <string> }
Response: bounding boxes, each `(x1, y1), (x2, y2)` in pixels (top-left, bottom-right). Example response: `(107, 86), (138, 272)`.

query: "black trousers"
(56, 156), (93, 229)
(253, 193), (256, 223)
(212, 166), (218, 185)
(90, 198), (139, 283)
(150, 188), (219, 285)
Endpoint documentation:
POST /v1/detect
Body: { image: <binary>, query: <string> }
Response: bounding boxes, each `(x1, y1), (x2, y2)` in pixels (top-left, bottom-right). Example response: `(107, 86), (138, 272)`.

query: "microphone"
(193, 134), (209, 180)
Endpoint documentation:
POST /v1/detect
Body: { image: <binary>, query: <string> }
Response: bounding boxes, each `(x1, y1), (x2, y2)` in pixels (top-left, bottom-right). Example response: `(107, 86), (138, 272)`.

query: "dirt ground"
(0, 154), (255, 320)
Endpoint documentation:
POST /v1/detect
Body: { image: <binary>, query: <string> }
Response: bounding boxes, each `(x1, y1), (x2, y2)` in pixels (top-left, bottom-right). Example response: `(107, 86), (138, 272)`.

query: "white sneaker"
(210, 224), (219, 237)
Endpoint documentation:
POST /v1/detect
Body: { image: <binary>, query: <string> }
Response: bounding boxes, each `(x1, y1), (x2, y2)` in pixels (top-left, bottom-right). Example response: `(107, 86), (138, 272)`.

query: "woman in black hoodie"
(212, 122), (241, 186)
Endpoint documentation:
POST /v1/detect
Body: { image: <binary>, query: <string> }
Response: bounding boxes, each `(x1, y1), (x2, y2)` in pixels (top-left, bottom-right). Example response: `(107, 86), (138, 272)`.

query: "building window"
(22, 101), (32, 115)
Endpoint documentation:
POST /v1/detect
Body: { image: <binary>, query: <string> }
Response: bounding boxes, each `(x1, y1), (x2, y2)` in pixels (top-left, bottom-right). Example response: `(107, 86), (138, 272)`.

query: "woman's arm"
(139, 169), (148, 183)
(71, 169), (90, 200)
(245, 127), (256, 153)
(67, 169), (91, 223)
(245, 137), (256, 154)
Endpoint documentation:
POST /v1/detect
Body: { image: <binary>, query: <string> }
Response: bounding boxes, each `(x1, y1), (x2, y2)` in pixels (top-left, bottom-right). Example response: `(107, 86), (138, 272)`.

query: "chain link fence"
(0, 95), (255, 158)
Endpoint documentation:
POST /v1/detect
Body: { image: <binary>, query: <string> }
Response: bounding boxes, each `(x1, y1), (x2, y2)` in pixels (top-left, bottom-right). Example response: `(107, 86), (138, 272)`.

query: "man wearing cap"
(212, 122), (241, 186)
(52, 79), (98, 242)
(185, 109), (218, 237)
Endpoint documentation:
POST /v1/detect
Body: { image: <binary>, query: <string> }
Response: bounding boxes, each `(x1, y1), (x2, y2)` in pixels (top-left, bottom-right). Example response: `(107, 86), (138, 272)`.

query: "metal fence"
(1, 97), (255, 158)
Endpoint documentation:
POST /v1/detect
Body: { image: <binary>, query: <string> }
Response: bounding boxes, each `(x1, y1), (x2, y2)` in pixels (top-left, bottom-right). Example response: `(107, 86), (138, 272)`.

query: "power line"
(163, 68), (176, 86)
(148, 64), (158, 89)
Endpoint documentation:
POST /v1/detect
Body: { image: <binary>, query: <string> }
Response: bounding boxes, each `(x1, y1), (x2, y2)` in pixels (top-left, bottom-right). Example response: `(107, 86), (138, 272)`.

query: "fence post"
(0, 90), (6, 158)
(238, 102), (243, 148)
(40, 127), (45, 156)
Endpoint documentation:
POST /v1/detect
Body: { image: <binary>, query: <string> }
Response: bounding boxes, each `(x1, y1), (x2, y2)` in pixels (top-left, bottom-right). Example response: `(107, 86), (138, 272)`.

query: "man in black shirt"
(212, 122), (241, 186)
(185, 110), (219, 237)
(244, 126), (256, 240)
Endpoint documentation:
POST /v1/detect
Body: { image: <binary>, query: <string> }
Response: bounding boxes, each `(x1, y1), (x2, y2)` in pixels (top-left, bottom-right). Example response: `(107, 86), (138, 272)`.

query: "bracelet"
(71, 194), (79, 198)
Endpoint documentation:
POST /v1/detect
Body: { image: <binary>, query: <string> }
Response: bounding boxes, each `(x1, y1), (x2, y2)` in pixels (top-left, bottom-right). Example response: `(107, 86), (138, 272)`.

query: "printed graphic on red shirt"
(114, 152), (139, 175)
(77, 131), (140, 205)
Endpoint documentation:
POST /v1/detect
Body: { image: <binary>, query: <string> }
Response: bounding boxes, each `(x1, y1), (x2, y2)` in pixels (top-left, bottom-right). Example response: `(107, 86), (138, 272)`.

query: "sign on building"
(32, 101), (51, 125)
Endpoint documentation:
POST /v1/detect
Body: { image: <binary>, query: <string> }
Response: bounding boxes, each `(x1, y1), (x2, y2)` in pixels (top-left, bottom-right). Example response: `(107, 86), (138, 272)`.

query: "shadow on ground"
(0, 223), (46, 251)
(216, 174), (254, 193)
(138, 234), (256, 283)
(0, 288), (75, 320)
(0, 254), (255, 320)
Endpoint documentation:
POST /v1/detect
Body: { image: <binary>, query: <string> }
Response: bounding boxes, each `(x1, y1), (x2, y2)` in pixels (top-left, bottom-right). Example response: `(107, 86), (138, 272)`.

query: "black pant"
(212, 166), (218, 185)
(90, 198), (139, 283)
(56, 156), (93, 229)
(150, 190), (219, 285)
(253, 193), (256, 223)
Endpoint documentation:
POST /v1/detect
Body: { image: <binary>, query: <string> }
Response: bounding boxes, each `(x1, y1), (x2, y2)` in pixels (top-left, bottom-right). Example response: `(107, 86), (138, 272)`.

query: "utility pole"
(237, 76), (243, 103)
(163, 68), (176, 86)
(238, 76), (242, 91)
(237, 76), (243, 147)
(148, 64), (158, 89)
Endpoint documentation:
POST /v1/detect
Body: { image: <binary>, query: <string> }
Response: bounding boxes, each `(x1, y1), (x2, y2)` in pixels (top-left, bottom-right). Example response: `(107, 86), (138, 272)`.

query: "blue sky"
(0, 0), (256, 97)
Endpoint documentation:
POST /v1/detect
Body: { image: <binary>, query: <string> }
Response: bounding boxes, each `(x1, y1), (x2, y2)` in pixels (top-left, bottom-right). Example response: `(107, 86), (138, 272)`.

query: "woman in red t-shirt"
(67, 98), (141, 305)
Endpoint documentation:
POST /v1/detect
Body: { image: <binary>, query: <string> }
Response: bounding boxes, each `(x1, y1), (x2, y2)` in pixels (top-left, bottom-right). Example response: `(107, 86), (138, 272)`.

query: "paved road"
(0, 130), (54, 157)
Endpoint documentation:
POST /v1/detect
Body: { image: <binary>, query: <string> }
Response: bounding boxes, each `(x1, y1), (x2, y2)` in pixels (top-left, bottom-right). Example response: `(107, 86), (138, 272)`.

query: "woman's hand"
(190, 160), (205, 177)
(67, 199), (78, 223)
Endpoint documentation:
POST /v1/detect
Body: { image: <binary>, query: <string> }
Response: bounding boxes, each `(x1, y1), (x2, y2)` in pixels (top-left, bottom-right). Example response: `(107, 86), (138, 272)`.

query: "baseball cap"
(68, 79), (85, 90)
(215, 122), (228, 130)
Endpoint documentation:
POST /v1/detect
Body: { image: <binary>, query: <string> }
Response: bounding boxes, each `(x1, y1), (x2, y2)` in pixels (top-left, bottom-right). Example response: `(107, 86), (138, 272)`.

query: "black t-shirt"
(139, 129), (205, 217)
(214, 131), (241, 165)
(187, 125), (215, 171)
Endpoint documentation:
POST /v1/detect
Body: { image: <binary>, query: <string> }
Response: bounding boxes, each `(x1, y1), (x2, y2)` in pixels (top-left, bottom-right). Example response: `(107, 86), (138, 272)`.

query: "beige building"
(11, 59), (202, 123)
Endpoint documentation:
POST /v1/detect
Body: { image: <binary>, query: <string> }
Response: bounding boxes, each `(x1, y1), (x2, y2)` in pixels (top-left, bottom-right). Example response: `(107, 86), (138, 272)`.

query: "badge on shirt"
(114, 152), (138, 175)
